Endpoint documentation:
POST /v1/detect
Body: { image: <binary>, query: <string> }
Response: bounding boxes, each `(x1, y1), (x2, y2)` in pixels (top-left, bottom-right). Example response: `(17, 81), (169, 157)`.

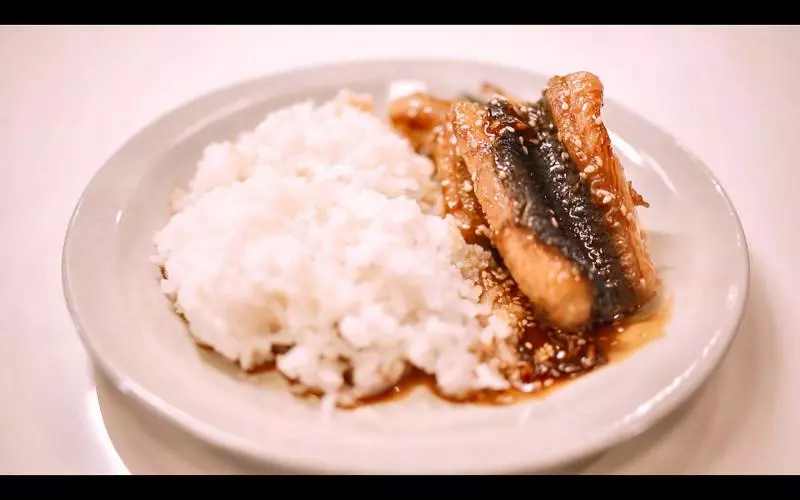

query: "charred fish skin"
(546, 72), (658, 306)
(452, 101), (595, 331)
(485, 97), (635, 325)
(521, 98), (638, 323)
(489, 109), (588, 268)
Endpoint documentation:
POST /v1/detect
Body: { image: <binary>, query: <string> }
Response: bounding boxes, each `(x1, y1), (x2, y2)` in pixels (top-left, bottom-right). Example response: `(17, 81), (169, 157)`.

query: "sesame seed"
(574, 138), (582, 148)
(461, 124), (469, 130)
(595, 116), (603, 125)
(626, 212), (635, 221)
(640, 278), (647, 288)
(620, 205), (628, 215)
(602, 195), (613, 204)
(561, 152), (570, 161)
(551, 217), (559, 228)
(596, 189), (614, 199)
(449, 135), (457, 145)
(579, 172), (587, 180)
(595, 155), (603, 166)
(581, 102), (590, 112)
(584, 165), (597, 174)
(518, 135), (524, 145)
(561, 102), (568, 110)
(504, 126), (515, 134)
(423, 106), (432, 113)
(475, 119), (483, 127)
(522, 146), (528, 154)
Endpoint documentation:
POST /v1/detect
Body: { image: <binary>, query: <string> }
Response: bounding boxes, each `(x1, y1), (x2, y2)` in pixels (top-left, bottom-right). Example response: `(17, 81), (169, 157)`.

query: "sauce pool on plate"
(360, 295), (672, 407)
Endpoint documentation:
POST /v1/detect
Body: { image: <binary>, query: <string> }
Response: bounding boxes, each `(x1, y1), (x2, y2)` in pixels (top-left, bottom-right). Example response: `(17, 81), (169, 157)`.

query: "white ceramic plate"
(62, 59), (749, 474)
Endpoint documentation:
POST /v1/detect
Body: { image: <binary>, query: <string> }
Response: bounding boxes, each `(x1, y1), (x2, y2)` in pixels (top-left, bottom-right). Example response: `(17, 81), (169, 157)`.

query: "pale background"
(1, 25), (797, 474)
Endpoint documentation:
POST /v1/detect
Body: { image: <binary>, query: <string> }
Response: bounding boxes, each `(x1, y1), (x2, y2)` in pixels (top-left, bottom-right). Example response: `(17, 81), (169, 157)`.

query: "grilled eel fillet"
(389, 72), (658, 331)
(546, 73), (656, 305)
(452, 72), (657, 330)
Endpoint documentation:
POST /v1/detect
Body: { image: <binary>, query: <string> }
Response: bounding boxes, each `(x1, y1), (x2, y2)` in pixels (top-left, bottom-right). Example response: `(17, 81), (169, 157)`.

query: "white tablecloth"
(2, 25), (797, 474)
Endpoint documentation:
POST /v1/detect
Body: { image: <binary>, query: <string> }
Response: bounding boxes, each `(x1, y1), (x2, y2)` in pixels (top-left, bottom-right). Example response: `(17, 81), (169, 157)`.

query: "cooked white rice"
(153, 90), (512, 406)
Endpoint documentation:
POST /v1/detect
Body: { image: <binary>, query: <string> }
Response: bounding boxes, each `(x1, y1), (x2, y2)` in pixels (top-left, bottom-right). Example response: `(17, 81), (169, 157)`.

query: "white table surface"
(1, 25), (798, 475)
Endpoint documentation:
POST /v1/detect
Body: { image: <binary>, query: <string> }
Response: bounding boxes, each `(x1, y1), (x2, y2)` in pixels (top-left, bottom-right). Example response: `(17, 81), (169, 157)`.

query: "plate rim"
(62, 57), (751, 474)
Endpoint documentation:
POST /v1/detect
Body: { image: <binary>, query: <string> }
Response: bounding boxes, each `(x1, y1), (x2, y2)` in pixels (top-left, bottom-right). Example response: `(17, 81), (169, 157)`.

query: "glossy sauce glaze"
(361, 293), (671, 407)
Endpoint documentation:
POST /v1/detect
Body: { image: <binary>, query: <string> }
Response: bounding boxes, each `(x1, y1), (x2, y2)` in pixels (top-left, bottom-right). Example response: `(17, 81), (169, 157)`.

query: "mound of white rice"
(153, 90), (512, 406)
